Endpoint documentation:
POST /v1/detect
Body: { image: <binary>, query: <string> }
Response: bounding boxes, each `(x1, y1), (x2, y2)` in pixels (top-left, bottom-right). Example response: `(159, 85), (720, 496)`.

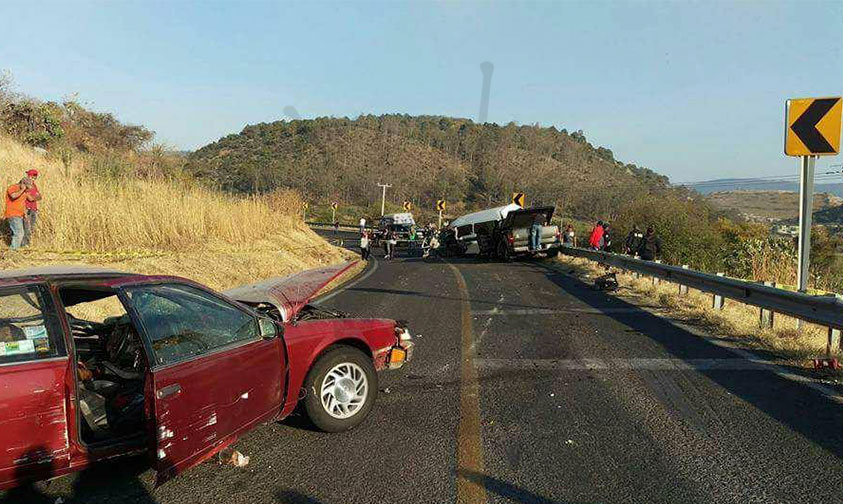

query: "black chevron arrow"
(791, 98), (839, 153)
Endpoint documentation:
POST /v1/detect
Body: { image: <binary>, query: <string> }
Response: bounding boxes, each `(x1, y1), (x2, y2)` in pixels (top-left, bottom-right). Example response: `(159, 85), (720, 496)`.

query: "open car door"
(121, 282), (285, 485)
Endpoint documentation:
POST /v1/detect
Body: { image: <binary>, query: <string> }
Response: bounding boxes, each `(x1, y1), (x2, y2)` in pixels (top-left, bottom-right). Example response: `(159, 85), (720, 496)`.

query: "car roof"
(0, 265), (135, 286)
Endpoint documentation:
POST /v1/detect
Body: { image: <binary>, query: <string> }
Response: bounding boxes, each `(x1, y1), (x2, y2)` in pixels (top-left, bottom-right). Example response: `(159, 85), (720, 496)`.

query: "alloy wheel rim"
(320, 362), (368, 419)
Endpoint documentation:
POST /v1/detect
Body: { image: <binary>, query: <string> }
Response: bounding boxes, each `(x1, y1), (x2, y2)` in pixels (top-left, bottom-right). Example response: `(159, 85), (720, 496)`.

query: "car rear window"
(0, 286), (66, 365)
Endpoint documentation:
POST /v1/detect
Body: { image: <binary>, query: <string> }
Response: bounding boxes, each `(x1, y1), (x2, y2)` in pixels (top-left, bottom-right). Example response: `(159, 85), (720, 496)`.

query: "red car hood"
(224, 261), (357, 321)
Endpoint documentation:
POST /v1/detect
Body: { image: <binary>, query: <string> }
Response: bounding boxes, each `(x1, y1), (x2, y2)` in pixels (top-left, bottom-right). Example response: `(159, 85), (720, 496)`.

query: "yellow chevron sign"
(436, 200), (446, 211)
(785, 97), (842, 156)
(512, 192), (525, 207)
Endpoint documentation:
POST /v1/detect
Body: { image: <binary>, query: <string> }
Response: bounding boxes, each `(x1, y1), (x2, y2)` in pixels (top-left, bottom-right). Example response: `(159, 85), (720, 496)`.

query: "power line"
(674, 170), (843, 189)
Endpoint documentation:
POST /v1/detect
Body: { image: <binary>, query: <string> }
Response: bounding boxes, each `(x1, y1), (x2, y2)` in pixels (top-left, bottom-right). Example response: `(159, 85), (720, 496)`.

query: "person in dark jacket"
(624, 225), (643, 256)
(600, 223), (612, 251)
(637, 226), (662, 260)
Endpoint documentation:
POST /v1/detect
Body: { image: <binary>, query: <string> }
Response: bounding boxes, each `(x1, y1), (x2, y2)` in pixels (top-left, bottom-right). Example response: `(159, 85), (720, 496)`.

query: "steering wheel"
(106, 324), (131, 363)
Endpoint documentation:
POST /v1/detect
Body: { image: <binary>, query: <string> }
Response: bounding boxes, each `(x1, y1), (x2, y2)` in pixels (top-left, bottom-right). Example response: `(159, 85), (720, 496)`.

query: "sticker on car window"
(0, 339), (36, 357)
(23, 325), (48, 340)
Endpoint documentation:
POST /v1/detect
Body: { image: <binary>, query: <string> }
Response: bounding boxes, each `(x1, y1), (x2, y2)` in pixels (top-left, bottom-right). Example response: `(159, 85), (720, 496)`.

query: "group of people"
(4, 169), (42, 250)
(585, 220), (661, 260)
(358, 221), (438, 261)
(359, 229), (398, 261)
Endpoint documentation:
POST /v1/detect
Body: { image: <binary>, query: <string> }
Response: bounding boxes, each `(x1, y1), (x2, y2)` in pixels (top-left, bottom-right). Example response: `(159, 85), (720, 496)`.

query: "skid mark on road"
(447, 262), (486, 504)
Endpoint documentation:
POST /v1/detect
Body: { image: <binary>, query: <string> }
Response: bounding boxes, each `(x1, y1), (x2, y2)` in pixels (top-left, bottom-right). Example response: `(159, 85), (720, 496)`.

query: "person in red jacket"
(588, 220), (604, 250)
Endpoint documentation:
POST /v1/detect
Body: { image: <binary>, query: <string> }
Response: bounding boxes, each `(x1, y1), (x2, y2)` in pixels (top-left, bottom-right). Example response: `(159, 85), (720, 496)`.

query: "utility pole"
(377, 183), (392, 216)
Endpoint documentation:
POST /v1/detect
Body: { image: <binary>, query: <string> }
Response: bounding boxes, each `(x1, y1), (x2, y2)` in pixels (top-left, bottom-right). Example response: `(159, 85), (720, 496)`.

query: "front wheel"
(303, 346), (378, 432)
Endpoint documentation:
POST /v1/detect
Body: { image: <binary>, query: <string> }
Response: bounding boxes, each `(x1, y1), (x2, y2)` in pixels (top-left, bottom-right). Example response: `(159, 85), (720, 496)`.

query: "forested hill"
(187, 114), (671, 218)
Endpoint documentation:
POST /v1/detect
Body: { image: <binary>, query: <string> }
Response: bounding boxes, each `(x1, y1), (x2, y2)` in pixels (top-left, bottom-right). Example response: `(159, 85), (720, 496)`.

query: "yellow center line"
(447, 262), (487, 504)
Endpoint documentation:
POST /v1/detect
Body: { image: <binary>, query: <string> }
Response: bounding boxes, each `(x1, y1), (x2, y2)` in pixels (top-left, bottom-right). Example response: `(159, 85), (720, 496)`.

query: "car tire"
(303, 346), (378, 432)
(546, 249), (559, 258)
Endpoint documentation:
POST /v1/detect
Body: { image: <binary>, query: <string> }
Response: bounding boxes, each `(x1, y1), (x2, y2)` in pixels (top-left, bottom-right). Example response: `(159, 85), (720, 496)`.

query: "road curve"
(5, 231), (843, 503)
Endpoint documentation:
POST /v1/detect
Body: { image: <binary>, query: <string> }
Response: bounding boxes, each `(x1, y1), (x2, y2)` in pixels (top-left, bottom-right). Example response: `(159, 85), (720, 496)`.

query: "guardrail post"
(712, 273), (725, 310)
(679, 265), (689, 295)
(827, 328), (841, 358)
(759, 281), (775, 329)
(652, 260), (661, 285)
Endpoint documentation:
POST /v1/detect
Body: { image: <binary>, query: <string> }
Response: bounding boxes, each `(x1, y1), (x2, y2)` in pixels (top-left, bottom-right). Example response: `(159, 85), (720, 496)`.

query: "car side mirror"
(258, 317), (279, 339)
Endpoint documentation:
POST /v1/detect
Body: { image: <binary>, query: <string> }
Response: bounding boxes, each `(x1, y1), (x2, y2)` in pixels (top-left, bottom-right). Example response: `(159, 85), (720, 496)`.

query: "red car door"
(0, 285), (72, 490)
(121, 282), (284, 484)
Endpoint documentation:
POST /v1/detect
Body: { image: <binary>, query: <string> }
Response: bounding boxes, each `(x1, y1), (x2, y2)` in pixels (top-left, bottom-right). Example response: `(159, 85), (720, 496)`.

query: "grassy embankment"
(0, 135), (358, 291)
(553, 255), (834, 365)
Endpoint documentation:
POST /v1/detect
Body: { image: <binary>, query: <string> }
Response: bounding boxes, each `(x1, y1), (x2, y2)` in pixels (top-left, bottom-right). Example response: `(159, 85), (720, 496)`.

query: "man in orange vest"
(4, 178), (33, 250)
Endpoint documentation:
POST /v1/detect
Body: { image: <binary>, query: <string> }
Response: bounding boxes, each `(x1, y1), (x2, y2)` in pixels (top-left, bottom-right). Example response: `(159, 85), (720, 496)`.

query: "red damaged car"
(0, 262), (413, 490)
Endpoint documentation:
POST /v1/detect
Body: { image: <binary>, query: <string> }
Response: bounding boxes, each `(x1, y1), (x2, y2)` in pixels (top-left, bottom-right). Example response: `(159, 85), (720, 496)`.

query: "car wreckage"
(0, 262), (414, 490)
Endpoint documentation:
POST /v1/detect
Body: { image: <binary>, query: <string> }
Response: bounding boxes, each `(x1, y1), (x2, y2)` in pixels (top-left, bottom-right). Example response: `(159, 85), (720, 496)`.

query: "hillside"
(706, 190), (841, 222)
(187, 115), (671, 220)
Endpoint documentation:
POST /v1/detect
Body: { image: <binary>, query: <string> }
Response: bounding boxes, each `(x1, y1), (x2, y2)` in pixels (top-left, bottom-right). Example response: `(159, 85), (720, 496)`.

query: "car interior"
(59, 287), (148, 446)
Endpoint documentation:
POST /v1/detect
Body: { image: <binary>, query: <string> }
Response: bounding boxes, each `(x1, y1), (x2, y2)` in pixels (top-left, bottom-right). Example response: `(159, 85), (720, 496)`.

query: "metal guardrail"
(560, 246), (843, 332)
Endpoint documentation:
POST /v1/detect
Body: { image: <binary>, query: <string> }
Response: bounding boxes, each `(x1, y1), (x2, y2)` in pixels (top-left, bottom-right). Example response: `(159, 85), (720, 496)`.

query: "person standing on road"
(383, 230), (392, 260)
(4, 178), (32, 250)
(530, 213), (544, 252)
(388, 230), (398, 259)
(588, 221), (604, 250)
(562, 224), (576, 247)
(22, 169), (41, 247)
(600, 222), (612, 251)
(637, 226), (662, 260)
(359, 217), (366, 233)
(624, 225), (643, 256)
(360, 231), (370, 261)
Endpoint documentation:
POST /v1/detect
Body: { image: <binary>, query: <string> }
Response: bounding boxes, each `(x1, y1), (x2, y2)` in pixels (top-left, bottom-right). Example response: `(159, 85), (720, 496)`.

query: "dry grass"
(0, 136), (307, 252)
(1, 135), (358, 297)
(553, 255), (831, 363)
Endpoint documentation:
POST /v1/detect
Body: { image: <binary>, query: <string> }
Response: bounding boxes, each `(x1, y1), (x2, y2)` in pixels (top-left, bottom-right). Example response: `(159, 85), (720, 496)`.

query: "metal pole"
(438, 209), (442, 229)
(331, 207), (336, 224)
(797, 155), (816, 293)
(377, 183), (391, 216)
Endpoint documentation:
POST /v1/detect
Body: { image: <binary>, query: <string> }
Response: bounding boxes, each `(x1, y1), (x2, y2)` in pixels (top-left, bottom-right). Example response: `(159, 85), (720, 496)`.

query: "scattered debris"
(565, 439), (575, 446)
(593, 273), (618, 291)
(381, 387), (391, 394)
(218, 448), (250, 468)
(54, 498), (64, 504)
(549, 393), (555, 397)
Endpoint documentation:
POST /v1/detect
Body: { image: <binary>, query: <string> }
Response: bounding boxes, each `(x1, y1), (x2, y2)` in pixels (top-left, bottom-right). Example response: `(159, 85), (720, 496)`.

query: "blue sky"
(1, 0), (842, 182)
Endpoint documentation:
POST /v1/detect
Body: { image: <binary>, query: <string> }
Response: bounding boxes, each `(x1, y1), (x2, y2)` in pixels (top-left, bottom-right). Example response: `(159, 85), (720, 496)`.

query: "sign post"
(796, 155), (816, 296)
(302, 201), (309, 221)
(784, 97), (842, 330)
(331, 201), (338, 224)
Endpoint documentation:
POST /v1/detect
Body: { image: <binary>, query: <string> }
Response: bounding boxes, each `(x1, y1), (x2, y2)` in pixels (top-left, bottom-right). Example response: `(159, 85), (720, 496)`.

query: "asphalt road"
(5, 229), (843, 503)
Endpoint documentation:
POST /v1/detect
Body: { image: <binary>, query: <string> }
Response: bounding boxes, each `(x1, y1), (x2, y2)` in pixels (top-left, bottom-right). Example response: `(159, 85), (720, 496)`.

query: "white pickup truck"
(485, 206), (561, 260)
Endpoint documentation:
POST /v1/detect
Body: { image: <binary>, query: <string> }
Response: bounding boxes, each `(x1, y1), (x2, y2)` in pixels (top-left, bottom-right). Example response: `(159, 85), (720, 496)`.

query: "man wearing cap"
(4, 177), (33, 250)
(22, 169), (42, 246)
